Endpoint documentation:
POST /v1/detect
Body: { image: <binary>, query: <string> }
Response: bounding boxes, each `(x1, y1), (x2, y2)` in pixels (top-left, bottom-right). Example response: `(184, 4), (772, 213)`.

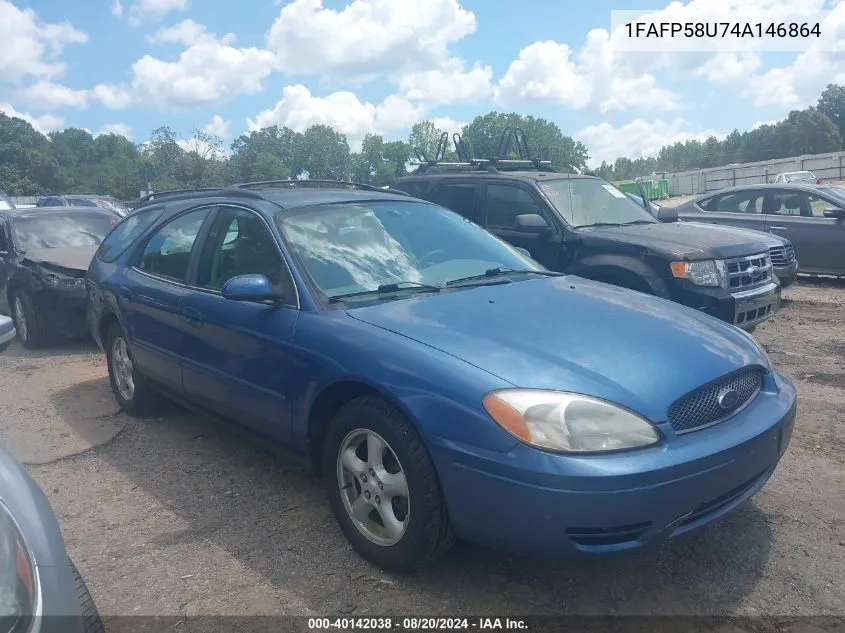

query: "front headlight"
(670, 259), (726, 287)
(482, 390), (660, 453)
(42, 271), (85, 291)
(0, 500), (39, 625)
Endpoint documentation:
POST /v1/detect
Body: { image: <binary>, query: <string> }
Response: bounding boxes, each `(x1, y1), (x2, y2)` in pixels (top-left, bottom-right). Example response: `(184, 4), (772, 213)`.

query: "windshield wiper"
(573, 222), (624, 228)
(328, 280), (442, 303)
(622, 220), (656, 225)
(445, 267), (563, 287)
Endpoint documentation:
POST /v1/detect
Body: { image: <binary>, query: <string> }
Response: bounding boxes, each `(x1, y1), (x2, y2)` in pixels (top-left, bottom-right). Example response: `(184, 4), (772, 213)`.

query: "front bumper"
(670, 279), (780, 330)
(34, 291), (88, 338)
(774, 260), (799, 288)
(429, 372), (796, 558)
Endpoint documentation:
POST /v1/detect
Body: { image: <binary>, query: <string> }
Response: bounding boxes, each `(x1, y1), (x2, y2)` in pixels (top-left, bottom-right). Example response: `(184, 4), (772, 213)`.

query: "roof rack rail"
(230, 179), (410, 196)
(137, 188), (222, 205)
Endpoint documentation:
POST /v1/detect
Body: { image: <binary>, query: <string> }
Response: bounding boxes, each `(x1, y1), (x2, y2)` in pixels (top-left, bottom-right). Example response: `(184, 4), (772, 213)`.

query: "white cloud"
(577, 118), (726, 168)
(92, 84), (133, 109)
(0, 0), (87, 82)
(265, 0), (476, 78)
(694, 53), (761, 85)
(147, 19), (217, 46)
(397, 61), (492, 106)
(0, 101), (65, 134)
(204, 114), (230, 138)
(247, 84), (424, 150)
(751, 119), (779, 130)
(130, 29), (275, 108)
(495, 35), (680, 114)
(97, 123), (132, 139)
(121, 0), (189, 25)
(21, 81), (88, 109)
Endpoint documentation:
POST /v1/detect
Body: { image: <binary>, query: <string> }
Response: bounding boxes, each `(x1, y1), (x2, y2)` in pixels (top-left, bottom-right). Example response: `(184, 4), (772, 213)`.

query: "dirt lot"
(0, 280), (843, 618)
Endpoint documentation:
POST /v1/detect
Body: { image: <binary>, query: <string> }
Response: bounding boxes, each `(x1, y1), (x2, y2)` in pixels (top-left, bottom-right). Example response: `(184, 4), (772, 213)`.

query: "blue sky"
(1, 0), (843, 167)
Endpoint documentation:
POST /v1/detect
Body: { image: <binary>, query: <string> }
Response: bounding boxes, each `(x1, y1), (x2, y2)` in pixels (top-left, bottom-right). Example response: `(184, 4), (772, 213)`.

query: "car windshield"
(820, 187), (845, 206)
(12, 212), (117, 251)
(89, 198), (130, 216)
(277, 201), (543, 302)
(785, 172), (814, 181)
(538, 178), (657, 228)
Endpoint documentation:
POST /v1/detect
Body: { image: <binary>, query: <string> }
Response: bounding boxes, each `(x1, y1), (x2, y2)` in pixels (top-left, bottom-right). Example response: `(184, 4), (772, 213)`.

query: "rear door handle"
(117, 286), (131, 303)
(181, 307), (203, 328)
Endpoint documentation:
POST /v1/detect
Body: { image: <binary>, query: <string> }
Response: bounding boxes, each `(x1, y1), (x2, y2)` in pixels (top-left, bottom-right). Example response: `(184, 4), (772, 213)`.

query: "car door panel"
(764, 189), (845, 275)
(121, 207), (213, 392)
(0, 219), (12, 314)
(180, 206), (300, 442)
(684, 190), (769, 232)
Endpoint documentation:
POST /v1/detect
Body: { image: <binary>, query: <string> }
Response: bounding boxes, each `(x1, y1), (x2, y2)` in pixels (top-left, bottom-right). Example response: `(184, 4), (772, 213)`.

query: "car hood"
(347, 276), (769, 422)
(578, 221), (769, 260)
(679, 221), (786, 248)
(20, 245), (98, 275)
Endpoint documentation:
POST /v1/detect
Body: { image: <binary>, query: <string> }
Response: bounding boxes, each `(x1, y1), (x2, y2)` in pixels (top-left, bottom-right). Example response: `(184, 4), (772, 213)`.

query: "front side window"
(485, 184), (544, 228)
(767, 191), (812, 216)
(277, 201), (539, 303)
(12, 212), (119, 251)
(707, 191), (765, 214)
(195, 208), (285, 291)
(136, 209), (208, 282)
(538, 178), (656, 228)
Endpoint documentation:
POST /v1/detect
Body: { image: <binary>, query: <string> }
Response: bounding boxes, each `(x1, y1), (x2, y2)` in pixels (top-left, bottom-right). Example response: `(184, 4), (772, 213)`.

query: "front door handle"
(770, 226), (788, 232)
(181, 307), (204, 327)
(117, 286), (131, 303)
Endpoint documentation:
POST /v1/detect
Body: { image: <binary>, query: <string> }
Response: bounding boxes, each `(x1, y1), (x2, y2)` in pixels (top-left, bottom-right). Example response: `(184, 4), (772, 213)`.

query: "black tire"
(105, 322), (159, 416)
(69, 558), (105, 633)
(12, 291), (48, 349)
(323, 396), (456, 572)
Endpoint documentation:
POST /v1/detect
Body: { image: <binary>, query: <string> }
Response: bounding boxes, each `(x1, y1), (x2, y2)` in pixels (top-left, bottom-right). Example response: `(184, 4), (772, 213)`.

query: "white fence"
(8, 196), (39, 206)
(669, 152), (845, 196)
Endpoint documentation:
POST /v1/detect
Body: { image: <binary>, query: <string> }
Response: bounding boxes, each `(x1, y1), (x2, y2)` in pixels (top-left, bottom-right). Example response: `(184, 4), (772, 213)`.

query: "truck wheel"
(12, 292), (48, 349)
(324, 396), (456, 572)
(69, 558), (105, 633)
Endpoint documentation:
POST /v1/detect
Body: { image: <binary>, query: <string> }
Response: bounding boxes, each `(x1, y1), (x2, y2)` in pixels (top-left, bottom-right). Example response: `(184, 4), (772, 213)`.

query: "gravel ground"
(0, 279), (843, 618)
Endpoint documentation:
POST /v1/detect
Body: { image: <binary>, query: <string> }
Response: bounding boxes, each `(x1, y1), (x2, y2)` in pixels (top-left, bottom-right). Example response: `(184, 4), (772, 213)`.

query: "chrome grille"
(768, 244), (795, 267)
(725, 253), (771, 289)
(667, 369), (763, 434)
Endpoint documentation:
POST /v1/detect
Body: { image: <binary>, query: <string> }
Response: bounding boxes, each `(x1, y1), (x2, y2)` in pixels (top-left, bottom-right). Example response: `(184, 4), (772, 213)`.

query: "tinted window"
(196, 208), (284, 291)
(538, 178), (656, 227)
(430, 184), (477, 220)
(278, 201), (538, 302)
(68, 198), (99, 207)
(38, 197), (63, 207)
(0, 223), (9, 252)
(97, 207), (164, 262)
(137, 209), (208, 282)
(12, 212), (119, 251)
(767, 191), (817, 217)
(485, 184), (544, 228)
(393, 181), (430, 198)
(704, 191), (764, 213)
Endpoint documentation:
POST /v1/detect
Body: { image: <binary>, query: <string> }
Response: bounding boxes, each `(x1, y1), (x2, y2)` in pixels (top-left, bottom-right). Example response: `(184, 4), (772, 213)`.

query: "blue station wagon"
(86, 182), (797, 571)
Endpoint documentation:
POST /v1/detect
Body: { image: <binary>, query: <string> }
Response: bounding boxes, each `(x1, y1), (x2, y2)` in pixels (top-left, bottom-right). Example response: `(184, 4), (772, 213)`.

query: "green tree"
(229, 125), (300, 182)
(295, 125), (351, 180)
(408, 120), (458, 162)
(817, 83), (845, 142)
(351, 133), (410, 185)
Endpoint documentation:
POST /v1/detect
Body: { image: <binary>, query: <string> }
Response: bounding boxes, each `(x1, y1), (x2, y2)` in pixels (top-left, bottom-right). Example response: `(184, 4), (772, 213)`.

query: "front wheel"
(323, 396), (455, 572)
(69, 558), (105, 633)
(12, 292), (48, 349)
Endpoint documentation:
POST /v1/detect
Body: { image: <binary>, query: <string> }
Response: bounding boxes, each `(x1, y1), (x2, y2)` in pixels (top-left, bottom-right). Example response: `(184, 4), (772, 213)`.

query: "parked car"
(87, 181), (797, 572)
(0, 207), (122, 348)
(771, 171), (821, 184)
(0, 313), (14, 352)
(673, 183), (845, 277)
(36, 195), (130, 217)
(393, 169), (780, 331)
(0, 189), (15, 211)
(625, 192), (799, 288)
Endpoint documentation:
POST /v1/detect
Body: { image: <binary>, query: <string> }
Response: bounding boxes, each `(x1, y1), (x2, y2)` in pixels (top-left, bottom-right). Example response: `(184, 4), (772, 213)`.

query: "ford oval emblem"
(717, 388), (740, 410)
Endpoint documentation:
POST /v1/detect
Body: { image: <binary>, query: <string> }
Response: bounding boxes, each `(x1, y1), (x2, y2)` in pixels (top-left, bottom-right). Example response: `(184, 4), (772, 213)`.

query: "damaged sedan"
(0, 207), (121, 348)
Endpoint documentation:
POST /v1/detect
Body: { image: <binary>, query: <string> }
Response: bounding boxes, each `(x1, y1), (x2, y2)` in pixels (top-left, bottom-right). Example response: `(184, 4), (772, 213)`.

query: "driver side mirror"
(823, 208), (845, 219)
(222, 274), (282, 303)
(514, 213), (551, 234)
(656, 206), (679, 223)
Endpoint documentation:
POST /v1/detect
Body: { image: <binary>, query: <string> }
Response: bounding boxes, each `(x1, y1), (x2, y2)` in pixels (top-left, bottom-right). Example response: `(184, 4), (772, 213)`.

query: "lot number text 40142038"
(307, 617), (529, 631)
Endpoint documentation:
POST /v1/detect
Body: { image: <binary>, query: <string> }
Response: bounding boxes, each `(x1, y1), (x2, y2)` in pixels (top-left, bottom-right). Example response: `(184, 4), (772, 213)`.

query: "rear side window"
(96, 207), (164, 263)
(392, 181), (430, 198)
(430, 184), (478, 221)
(136, 209), (208, 282)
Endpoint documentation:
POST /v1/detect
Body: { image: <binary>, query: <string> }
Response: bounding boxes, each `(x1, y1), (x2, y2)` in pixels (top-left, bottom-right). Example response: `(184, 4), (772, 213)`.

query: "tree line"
(0, 111), (589, 200)
(592, 84), (845, 181)
(2, 83), (845, 199)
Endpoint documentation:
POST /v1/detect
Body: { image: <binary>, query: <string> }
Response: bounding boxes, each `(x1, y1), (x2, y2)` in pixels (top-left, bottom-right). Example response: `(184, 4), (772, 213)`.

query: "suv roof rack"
(230, 179), (410, 196)
(411, 127), (555, 175)
(136, 188), (228, 205)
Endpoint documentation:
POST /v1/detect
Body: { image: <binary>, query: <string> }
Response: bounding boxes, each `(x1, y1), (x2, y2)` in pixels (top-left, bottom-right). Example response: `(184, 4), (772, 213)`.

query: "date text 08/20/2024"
(624, 21), (821, 39)
(307, 618), (528, 631)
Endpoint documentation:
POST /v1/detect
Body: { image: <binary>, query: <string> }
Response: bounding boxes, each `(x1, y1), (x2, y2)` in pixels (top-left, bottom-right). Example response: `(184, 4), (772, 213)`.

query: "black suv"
(392, 164), (781, 330)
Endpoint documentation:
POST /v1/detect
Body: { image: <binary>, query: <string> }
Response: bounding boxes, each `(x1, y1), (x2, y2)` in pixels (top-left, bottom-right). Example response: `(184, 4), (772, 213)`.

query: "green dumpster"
(614, 178), (669, 200)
